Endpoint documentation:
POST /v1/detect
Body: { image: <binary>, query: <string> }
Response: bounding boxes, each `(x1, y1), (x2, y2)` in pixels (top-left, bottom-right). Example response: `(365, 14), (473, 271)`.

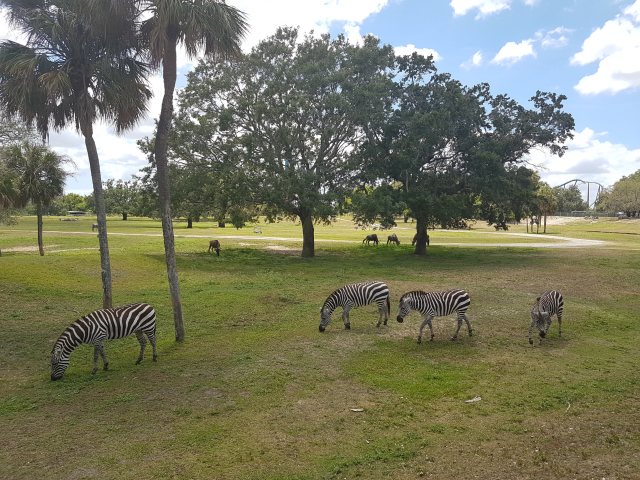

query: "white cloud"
(449, 0), (539, 18)
(461, 50), (483, 69)
(528, 128), (640, 192)
(570, 1), (640, 95)
(394, 44), (442, 61)
(490, 39), (536, 65)
(541, 26), (573, 49)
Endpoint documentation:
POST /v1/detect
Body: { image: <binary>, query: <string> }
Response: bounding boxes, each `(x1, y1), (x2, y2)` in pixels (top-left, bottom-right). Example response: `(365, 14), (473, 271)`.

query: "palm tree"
(0, 0), (151, 307)
(2, 141), (73, 255)
(138, 0), (248, 341)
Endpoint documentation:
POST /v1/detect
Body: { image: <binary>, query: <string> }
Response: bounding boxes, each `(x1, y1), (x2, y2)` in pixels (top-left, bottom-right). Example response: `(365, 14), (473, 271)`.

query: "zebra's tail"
(386, 295), (390, 315)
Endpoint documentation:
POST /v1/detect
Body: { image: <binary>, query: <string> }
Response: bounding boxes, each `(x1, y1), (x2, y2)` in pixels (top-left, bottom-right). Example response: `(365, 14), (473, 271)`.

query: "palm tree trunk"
(300, 207), (314, 258)
(81, 122), (113, 309)
(413, 217), (429, 255)
(37, 202), (44, 256)
(155, 35), (185, 342)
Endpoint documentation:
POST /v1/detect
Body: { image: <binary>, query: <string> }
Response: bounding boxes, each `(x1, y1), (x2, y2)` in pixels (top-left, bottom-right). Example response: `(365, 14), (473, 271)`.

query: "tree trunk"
(536, 216), (539, 234)
(81, 122), (113, 309)
(544, 214), (547, 233)
(187, 218), (193, 229)
(413, 218), (429, 255)
(155, 35), (185, 342)
(37, 202), (44, 256)
(300, 208), (315, 258)
(123, 212), (127, 221)
(218, 222), (225, 228)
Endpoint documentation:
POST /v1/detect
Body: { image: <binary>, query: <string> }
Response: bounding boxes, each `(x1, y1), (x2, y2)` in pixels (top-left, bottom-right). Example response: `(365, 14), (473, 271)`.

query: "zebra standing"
(529, 290), (564, 345)
(319, 281), (390, 332)
(50, 303), (157, 380)
(397, 289), (472, 344)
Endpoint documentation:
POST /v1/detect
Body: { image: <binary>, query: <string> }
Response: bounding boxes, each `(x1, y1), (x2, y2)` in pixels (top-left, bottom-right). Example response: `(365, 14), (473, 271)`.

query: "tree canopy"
(597, 170), (640, 216)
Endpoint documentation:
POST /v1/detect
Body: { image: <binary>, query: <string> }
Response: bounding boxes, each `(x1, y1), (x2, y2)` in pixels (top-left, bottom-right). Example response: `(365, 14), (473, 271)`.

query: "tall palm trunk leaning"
(0, 0), (151, 309)
(142, 0), (248, 341)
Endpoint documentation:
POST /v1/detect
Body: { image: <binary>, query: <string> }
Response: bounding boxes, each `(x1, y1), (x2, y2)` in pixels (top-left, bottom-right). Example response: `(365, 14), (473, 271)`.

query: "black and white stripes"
(51, 303), (157, 380)
(529, 290), (564, 345)
(396, 289), (472, 344)
(319, 281), (390, 331)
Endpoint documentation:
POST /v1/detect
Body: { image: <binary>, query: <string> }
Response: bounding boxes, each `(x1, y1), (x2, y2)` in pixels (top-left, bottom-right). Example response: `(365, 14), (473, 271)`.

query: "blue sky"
(2, 0), (639, 205)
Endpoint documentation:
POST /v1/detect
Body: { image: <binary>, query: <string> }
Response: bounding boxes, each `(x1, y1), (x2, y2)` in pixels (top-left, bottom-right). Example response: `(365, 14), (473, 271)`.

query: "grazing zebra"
(363, 234), (379, 245)
(50, 303), (157, 380)
(397, 289), (472, 344)
(387, 233), (400, 246)
(208, 239), (221, 256)
(319, 281), (390, 332)
(92, 223), (98, 231)
(529, 290), (564, 345)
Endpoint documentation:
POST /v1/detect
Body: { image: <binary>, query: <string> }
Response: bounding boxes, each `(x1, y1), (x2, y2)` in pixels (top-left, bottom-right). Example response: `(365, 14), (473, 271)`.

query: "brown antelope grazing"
(412, 233), (430, 246)
(208, 240), (221, 256)
(387, 233), (400, 246)
(92, 223), (99, 231)
(363, 234), (379, 245)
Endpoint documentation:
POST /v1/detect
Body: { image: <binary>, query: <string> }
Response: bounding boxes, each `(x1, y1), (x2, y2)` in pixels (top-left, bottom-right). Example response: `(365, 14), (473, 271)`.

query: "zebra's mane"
(51, 316), (86, 352)
(399, 290), (427, 301)
(322, 287), (343, 310)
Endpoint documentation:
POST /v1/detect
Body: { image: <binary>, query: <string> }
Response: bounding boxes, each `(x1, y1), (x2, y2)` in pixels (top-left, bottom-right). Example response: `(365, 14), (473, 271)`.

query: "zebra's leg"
(418, 315), (435, 344)
(100, 344), (108, 371)
(452, 314), (463, 341)
(147, 332), (158, 362)
(92, 343), (101, 374)
(135, 330), (147, 365)
(463, 313), (473, 336)
(529, 319), (535, 345)
(557, 312), (562, 337)
(343, 306), (352, 329)
(376, 302), (385, 327)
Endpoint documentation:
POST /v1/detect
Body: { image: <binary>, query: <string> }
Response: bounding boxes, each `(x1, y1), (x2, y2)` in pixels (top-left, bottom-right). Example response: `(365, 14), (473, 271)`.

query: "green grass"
(1, 215), (640, 479)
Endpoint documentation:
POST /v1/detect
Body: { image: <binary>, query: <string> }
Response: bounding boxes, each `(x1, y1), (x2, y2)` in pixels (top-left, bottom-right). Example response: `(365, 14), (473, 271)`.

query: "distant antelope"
(412, 233), (430, 246)
(92, 223), (98, 232)
(387, 233), (400, 246)
(363, 234), (379, 245)
(208, 240), (221, 256)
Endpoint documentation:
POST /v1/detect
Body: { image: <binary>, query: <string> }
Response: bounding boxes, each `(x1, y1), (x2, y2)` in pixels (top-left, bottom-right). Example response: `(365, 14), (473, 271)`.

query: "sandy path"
(7, 229), (607, 249)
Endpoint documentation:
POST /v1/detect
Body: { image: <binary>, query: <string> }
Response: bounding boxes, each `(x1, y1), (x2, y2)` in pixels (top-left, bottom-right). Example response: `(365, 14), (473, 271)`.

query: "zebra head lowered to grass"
(319, 281), (390, 332)
(50, 303), (157, 381)
(397, 289), (472, 344)
(529, 290), (564, 345)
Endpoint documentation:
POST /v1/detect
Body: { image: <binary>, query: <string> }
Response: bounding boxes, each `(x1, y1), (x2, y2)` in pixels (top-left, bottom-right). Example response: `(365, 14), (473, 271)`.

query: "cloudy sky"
(2, 0), (640, 206)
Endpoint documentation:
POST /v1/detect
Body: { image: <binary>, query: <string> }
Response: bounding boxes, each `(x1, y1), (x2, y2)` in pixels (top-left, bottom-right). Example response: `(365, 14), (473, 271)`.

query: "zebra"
(397, 289), (472, 344)
(319, 281), (390, 332)
(529, 290), (564, 345)
(363, 234), (379, 245)
(50, 303), (157, 380)
(387, 233), (400, 246)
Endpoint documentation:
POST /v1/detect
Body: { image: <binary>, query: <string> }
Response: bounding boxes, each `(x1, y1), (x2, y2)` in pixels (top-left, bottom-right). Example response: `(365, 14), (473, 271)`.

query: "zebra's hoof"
(153, 357), (157, 362)
(529, 339), (533, 345)
(417, 338), (422, 344)
(135, 360), (141, 365)
(376, 324), (380, 328)
(345, 324), (351, 330)
(384, 321), (388, 325)
(469, 331), (473, 337)
(430, 337), (434, 341)
(104, 365), (109, 371)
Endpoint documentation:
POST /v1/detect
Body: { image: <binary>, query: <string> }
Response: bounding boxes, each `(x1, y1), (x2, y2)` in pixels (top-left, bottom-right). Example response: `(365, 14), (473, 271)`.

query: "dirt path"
(8, 229), (608, 249)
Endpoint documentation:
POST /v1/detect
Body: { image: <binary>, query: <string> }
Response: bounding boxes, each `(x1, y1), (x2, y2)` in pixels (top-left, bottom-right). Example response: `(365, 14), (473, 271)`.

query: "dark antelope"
(387, 233), (400, 246)
(208, 240), (221, 256)
(363, 234), (379, 245)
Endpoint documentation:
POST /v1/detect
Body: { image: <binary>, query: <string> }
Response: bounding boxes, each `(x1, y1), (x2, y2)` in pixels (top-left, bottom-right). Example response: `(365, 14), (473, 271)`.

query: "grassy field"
(1, 216), (639, 479)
